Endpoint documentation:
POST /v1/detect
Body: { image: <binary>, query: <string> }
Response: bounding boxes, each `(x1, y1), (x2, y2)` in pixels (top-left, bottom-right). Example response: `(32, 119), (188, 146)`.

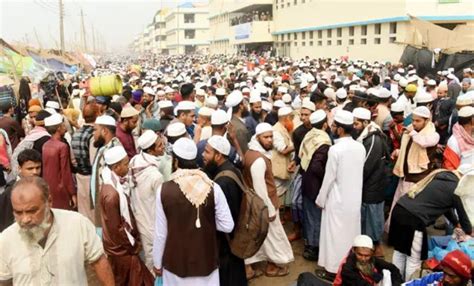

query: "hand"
(269, 215), (276, 222)
(315, 203), (323, 209)
(287, 161), (296, 173)
(70, 194), (77, 209)
(406, 125), (414, 133)
(153, 267), (162, 276)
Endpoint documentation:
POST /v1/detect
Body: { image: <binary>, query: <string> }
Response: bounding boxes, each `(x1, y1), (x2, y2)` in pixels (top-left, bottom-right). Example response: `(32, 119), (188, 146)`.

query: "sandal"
(265, 266), (290, 277)
(246, 269), (263, 280)
(315, 269), (336, 282)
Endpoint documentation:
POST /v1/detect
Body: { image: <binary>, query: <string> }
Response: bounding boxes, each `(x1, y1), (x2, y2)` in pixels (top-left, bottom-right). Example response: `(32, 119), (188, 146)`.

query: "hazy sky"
(0, 0), (190, 53)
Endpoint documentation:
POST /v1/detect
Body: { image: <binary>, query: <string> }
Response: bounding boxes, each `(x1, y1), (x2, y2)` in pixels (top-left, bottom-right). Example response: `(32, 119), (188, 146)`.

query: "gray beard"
(356, 260), (375, 277)
(18, 210), (52, 244)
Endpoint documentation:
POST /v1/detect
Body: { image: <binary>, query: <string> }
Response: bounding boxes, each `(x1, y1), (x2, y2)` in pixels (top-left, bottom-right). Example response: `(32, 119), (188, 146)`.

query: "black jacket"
(362, 129), (390, 204)
(340, 252), (403, 286)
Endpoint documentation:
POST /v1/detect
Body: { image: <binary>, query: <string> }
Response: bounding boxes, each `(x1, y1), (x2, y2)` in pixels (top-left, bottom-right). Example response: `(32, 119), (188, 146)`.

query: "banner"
(235, 23), (251, 40)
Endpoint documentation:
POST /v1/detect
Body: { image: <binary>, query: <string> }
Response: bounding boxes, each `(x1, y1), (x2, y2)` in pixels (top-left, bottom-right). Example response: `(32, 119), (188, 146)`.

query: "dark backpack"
(215, 170), (269, 259)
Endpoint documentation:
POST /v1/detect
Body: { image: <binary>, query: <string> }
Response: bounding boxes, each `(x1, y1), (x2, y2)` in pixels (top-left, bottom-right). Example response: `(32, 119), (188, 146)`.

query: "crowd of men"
(0, 54), (473, 286)
(230, 11), (272, 26)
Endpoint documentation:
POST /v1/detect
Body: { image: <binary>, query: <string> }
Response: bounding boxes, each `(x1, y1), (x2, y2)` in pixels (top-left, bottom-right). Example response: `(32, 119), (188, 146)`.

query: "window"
(287, 34), (291, 41)
(294, 42), (298, 46)
(390, 22), (397, 34)
(302, 32), (306, 40)
(294, 0), (297, 5)
(294, 33), (298, 40)
(318, 30), (322, 39)
(309, 31), (314, 39)
(361, 25), (367, 36)
(185, 30), (195, 39)
(374, 23), (381, 35)
(361, 38), (367, 45)
(318, 40), (322, 46)
(302, 42), (306, 46)
(337, 39), (342, 45)
(327, 40), (332, 45)
(309, 41), (313, 46)
(281, 35), (284, 41)
(184, 14), (195, 23)
(389, 36), (396, 43)
(349, 39), (354, 45)
(349, 26), (354, 36)
(327, 29), (332, 38)
(337, 28), (342, 37)
(287, 2), (290, 7)
(374, 38), (381, 44)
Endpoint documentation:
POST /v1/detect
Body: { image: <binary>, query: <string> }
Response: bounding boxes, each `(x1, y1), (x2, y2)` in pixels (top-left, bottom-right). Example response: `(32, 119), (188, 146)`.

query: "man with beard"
(152, 137), (234, 286)
(71, 103), (98, 223)
(334, 235), (402, 286)
(0, 149), (42, 232)
(244, 123), (294, 278)
(226, 90), (251, 153)
(433, 84), (454, 144)
(42, 113), (76, 210)
(315, 110), (366, 281)
(0, 176), (114, 285)
(272, 106), (296, 213)
(140, 87), (160, 124)
(116, 105), (139, 158)
(293, 100), (316, 166)
(90, 115), (122, 229)
(158, 100), (174, 131)
(100, 146), (154, 285)
(202, 135), (247, 286)
(129, 130), (167, 272)
(299, 110), (331, 261)
(352, 107), (390, 258)
(245, 91), (263, 136)
(443, 106), (474, 170)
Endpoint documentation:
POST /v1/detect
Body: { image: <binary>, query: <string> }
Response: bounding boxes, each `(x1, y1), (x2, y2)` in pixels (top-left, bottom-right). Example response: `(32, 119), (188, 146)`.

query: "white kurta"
(129, 152), (164, 271)
(315, 136), (366, 273)
(245, 138), (294, 265)
(152, 183), (234, 286)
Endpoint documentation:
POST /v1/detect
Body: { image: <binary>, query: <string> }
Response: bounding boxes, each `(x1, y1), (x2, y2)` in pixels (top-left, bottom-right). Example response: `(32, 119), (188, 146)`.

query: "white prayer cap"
(176, 100), (195, 112)
(104, 146), (127, 165)
(138, 130), (158, 150)
(333, 78), (342, 83)
(412, 106), (431, 118)
(408, 69), (416, 75)
(45, 101), (60, 110)
(121, 105), (140, 118)
(225, 90), (243, 108)
(301, 100), (316, 112)
(456, 91), (474, 106)
(306, 74), (315, 82)
(249, 93), (262, 104)
(334, 109), (354, 125)
(205, 96), (218, 109)
(310, 110), (326, 124)
(242, 87), (250, 94)
(399, 78), (408, 88)
(282, 94), (292, 104)
(215, 88), (226, 96)
(262, 101), (273, 113)
(343, 79), (352, 86)
(353, 107), (371, 121)
(277, 86), (288, 93)
(463, 67), (472, 73)
(158, 100), (173, 109)
(415, 92), (434, 103)
(273, 100), (286, 109)
(164, 86), (174, 93)
(95, 115), (116, 126)
(349, 85), (358, 91)
(196, 88), (206, 97)
(173, 137), (197, 160)
(300, 80), (308, 89)
(167, 122), (187, 137)
(447, 73), (456, 80)
(278, 106), (293, 117)
(324, 88), (336, 100)
(198, 106), (213, 117)
(44, 113), (63, 127)
(353, 235), (373, 249)
(255, 122), (273, 136)
(264, 76), (274, 85)
(397, 68), (405, 74)
(376, 88), (391, 99)
(335, 88), (347, 99)
(407, 75), (418, 83)
(427, 79), (437, 86)
(207, 135), (231, 156)
(143, 87), (156, 96)
(391, 102), (405, 113)
(393, 74), (402, 81)
(458, 106), (474, 118)
(44, 107), (57, 114)
(211, 109), (230, 125)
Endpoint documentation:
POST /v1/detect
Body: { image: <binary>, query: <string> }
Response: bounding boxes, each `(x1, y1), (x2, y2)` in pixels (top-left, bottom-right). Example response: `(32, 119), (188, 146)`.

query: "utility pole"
(59, 0), (65, 53)
(80, 9), (87, 52)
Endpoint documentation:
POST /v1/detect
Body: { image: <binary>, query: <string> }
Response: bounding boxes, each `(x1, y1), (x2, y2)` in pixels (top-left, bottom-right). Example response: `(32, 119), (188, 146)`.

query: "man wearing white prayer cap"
(166, 122), (188, 144)
(243, 122), (294, 278)
(100, 145), (154, 284)
(129, 130), (169, 271)
(336, 235), (402, 285)
(205, 95), (219, 110)
(195, 107), (213, 142)
(293, 100), (316, 184)
(153, 137), (234, 286)
(298, 109), (332, 261)
(158, 100), (175, 131)
(246, 90), (264, 136)
(215, 87), (227, 108)
(315, 108), (366, 279)
(373, 87), (393, 131)
(201, 134), (247, 284)
(195, 88), (206, 108)
(42, 112), (76, 211)
(443, 106), (474, 170)
(226, 90), (251, 153)
(170, 100), (195, 138)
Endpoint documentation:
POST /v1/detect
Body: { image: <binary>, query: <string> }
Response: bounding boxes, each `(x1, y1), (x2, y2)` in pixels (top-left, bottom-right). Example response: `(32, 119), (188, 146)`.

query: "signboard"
(235, 23), (251, 40)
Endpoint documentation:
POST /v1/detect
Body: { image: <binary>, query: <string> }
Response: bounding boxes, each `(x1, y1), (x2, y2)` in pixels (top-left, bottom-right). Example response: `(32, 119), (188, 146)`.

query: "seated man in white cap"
(42, 113), (76, 211)
(334, 235), (402, 286)
(152, 137), (234, 286)
(352, 107), (390, 258)
(129, 130), (167, 273)
(100, 146), (154, 285)
(299, 110), (332, 262)
(315, 110), (366, 281)
(226, 90), (251, 154)
(244, 123), (294, 278)
(117, 105), (140, 158)
(202, 135), (247, 286)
